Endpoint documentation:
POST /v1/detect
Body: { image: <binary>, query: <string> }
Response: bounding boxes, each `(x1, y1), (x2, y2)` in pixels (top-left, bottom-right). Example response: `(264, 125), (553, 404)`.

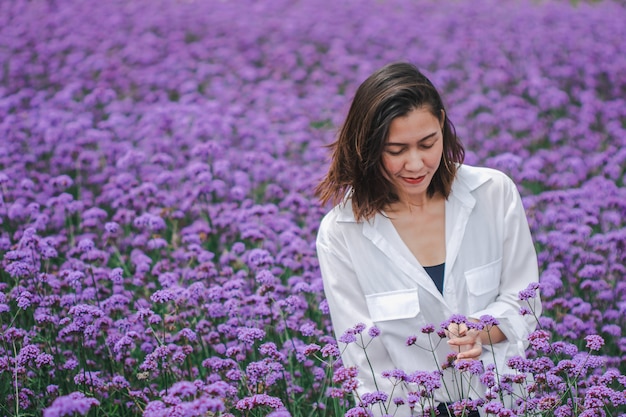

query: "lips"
(401, 175), (426, 185)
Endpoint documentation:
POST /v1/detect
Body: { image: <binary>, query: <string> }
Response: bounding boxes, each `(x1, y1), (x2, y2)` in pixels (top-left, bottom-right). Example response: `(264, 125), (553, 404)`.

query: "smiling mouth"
(401, 176), (425, 185)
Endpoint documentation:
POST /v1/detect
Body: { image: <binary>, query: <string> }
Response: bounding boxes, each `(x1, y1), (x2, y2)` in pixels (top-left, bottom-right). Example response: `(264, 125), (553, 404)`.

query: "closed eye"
(385, 148), (404, 156)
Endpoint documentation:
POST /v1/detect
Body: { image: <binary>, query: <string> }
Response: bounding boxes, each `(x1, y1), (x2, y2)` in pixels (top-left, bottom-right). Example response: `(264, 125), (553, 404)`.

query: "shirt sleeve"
(470, 175), (542, 348)
(316, 219), (407, 414)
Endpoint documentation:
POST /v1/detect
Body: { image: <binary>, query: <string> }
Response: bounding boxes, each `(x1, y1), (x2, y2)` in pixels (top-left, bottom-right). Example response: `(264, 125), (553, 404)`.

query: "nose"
(404, 149), (424, 172)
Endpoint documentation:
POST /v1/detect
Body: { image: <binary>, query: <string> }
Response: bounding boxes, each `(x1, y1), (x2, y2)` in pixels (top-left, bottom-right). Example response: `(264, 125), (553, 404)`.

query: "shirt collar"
(334, 165), (492, 223)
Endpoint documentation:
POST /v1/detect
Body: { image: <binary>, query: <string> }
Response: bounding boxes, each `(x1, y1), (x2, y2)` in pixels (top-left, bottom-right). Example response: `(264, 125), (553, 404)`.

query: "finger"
(446, 323), (467, 338)
(457, 354), (480, 362)
(456, 345), (482, 361)
(458, 344), (481, 357)
(446, 323), (459, 337)
(447, 334), (477, 346)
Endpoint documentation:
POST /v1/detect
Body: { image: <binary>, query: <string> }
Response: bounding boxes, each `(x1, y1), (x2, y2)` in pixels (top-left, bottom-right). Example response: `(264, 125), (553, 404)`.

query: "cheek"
(428, 147), (444, 168)
(429, 154), (442, 168)
(382, 155), (400, 174)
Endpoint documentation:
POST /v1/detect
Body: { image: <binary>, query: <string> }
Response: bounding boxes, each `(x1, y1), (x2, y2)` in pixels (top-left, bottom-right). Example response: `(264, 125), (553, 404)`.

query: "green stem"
(426, 334), (454, 406)
(88, 267), (102, 309)
(12, 340), (20, 417)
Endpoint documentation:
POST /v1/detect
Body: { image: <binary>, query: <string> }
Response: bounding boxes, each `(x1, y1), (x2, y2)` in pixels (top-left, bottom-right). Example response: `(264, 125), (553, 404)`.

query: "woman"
(316, 62), (541, 416)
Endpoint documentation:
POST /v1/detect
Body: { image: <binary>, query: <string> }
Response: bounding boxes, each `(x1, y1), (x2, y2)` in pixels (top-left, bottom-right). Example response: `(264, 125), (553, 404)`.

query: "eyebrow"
(385, 132), (438, 146)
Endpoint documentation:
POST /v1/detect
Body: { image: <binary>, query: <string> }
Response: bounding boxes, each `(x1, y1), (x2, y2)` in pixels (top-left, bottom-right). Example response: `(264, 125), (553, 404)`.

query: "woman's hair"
(316, 62), (465, 221)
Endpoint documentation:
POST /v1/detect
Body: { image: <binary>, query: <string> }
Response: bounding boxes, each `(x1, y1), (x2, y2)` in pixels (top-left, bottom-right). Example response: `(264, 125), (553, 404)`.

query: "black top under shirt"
(423, 263), (445, 294)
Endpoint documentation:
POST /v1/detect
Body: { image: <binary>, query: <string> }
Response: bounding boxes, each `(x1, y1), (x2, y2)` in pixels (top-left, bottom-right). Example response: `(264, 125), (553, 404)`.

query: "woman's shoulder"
(317, 199), (357, 241)
(456, 164), (512, 180)
(455, 164), (516, 191)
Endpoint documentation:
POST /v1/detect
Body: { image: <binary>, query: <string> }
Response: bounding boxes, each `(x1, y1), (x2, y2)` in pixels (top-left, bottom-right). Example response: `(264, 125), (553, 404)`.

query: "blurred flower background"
(0, 0), (625, 415)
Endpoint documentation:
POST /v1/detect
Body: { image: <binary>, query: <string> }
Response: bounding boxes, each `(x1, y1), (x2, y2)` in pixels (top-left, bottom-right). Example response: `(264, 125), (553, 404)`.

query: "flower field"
(1, 0), (625, 415)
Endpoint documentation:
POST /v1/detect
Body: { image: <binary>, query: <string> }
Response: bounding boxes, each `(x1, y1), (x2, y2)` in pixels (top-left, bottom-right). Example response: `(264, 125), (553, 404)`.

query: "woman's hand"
(446, 323), (483, 362)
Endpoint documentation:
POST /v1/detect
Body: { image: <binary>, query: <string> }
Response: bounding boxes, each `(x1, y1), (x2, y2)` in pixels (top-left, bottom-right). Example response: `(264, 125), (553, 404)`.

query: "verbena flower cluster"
(0, 0), (625, 416)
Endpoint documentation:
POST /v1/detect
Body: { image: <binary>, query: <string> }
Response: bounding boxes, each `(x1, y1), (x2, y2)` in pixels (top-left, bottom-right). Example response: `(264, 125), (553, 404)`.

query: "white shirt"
(316, 165), (541, 414)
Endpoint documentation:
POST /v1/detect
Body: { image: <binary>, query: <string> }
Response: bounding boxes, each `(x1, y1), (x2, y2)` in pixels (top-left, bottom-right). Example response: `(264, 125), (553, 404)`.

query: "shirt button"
(445, 287), (453, 293)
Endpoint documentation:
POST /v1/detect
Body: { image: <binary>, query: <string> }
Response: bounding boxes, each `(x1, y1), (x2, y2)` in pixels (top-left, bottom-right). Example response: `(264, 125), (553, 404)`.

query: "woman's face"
(382, 107), (444, 204)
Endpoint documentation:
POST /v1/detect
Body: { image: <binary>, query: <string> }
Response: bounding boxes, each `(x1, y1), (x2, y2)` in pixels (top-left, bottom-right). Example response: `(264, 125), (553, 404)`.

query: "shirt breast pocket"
(365, 288), (420, 322)
(465, 258), (502, 312)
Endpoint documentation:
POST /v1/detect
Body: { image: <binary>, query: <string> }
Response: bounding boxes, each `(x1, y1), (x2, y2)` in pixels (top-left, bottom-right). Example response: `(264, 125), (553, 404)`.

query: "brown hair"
(316, 62), (465, 221)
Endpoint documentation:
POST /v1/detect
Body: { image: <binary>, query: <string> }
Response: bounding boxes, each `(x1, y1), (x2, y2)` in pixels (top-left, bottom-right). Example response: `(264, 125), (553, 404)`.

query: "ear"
(439, 109), (446, 129)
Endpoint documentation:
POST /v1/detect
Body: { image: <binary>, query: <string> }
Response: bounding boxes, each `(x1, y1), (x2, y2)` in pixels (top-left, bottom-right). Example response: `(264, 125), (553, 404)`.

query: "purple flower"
(302, 343), (320, 355)
(81, 207), (108, 228)
(550, 341), (578, 356)
(235, 394), (285, 410)
(368, 326), (380, 338)
(63, 359), (79, 371)
(35, 353), (54, 368)
(381, 369), (407, 381)
(147, 238), (167, 250)
(43, 392), (100, 417)
(143, 401), (166, 417)
(442, 314), (467, 330)
(299, 322), (317, 337)
(167, 381), (197, 398)
(479, 315), (500, 327)
(585, 335), (605, 351)
(554, 404), (573, 417)
(6, 261), (32, 278)
(50, 175), (74, 190)
(133, 213), (166, 232)
(320, 343), (339, 357)
(392, 397), (405, 406)
(421, 324), (435, 334)
(451, 399), (482, 415)
(528, 329), (552, 352)
(245, 248), (274, 269)
(108, 267), (124, 284)
(583, 385), (616, 409)
(236, 327), (265, 344)
(353, 323), (366, 334)
(254, 342), (277, 358)
(150, 289), (176, 303)
(246, 359), (284, 385)
(601, 324), (621, 337)
(360, 391), (388, 406)
(16, 344), (40, 366)
(455, 359), (484, 375)
(332, 366), (358, 384)
(484, 402), (504, 414)
(77, 239), (95, 252)
(519, 282), (540, 300)
(17, 291), (33, 309)
(407, 370), (442, 392)
(113, 335), (134, 355)
(177, 328), (197, 342)
(345, 407), (370, 417)
(104, 221), (120, 233)
(339, 329), (357, 344)
(256, 269), (278, 285)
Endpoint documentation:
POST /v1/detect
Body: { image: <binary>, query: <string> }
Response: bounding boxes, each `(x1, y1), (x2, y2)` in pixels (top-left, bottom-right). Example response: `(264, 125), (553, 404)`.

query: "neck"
(388, 192), (443, 215)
